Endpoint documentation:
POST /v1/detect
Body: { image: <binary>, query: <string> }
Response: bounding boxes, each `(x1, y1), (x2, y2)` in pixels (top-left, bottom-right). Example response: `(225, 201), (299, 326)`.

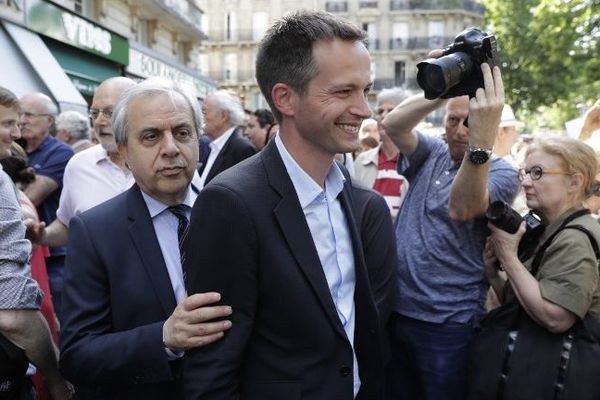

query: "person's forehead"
(446, 98), (469, 115)
(20, 95), (44, 110)
(129, 92), (192, 121)
(0, 104), (18, 117)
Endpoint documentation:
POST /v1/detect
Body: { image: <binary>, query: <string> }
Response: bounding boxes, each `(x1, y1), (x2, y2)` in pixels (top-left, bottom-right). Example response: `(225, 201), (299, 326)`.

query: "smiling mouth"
(336, 123), (359, 134)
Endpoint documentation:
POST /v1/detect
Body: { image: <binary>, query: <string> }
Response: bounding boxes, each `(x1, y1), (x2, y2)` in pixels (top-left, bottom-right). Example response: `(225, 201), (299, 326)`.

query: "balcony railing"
(373, 78), (418, 91)
(366, 38), (380, 50)
(326, 1), (349, 12)
(204, 29), (260, 42)
(390, 0), (484, 13)
(359, 0), (378, 8)
(389, 36), (454, 50)
(156, 0), (203, 28)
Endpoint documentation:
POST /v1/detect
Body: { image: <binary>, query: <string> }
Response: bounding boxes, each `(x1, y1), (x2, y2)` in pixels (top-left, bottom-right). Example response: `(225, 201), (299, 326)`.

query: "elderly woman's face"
(521, 150), (573, 219)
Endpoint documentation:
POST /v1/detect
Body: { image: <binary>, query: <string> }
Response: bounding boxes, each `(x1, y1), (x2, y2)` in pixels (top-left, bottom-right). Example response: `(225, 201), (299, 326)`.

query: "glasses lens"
(89, 110), (99, 119)
(531, 166), (543, 180)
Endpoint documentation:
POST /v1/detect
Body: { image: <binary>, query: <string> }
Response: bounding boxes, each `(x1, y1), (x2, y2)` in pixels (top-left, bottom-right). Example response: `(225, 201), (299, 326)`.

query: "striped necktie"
(168, 204), (190, 282)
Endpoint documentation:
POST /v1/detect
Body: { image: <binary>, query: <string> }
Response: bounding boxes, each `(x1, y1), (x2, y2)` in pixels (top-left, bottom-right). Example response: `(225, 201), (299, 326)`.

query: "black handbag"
(468, 210), (600, 400)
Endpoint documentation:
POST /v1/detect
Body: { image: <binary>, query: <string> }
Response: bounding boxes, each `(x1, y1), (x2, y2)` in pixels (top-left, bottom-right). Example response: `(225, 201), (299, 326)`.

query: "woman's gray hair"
(112, 78), (204, 145)
(208, 90), (246, 126)
(55, 111), (90, 140)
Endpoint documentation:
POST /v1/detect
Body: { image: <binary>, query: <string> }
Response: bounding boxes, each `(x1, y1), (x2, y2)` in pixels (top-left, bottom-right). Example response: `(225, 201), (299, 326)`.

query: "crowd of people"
(1, 9), (600, 400)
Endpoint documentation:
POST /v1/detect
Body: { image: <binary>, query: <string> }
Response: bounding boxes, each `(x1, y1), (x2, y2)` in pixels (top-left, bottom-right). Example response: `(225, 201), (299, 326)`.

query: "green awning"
(44, 38), (122, 96)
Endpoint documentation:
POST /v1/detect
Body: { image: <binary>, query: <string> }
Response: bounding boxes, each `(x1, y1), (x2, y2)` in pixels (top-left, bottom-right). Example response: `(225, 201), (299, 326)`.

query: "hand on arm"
(488, 223), (577, 333)
(449, 64), (504, 221)
(25, 218), (69, 247)
(163, 292), (232, 352)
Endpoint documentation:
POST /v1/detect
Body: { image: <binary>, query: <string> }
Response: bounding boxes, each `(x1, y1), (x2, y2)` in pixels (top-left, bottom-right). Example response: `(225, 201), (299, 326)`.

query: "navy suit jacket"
(183, 140), (395, 399)
(60, 185), (183, 399)
(199, 127), (256, 185)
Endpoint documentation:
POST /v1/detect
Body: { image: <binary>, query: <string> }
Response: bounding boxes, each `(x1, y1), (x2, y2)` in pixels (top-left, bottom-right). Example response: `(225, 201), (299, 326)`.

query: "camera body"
(486, 201), (542, 234)
(416, 28), (499, 100)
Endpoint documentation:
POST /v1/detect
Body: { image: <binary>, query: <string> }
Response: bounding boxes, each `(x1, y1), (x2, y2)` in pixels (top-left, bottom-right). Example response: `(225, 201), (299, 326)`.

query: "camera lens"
(417, 52), (473, 99)
(486, 201), (523, 234)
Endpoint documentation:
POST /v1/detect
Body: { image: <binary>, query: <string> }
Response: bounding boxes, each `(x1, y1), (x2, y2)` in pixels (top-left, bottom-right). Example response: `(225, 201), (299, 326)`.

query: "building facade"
(198, 0), (484, 111)
(0, 0), (215, 113)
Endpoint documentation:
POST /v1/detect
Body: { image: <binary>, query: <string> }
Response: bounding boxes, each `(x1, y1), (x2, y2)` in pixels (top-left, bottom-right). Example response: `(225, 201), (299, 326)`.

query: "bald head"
(91, 77), (136, 153)
(19, 92), (58, 151)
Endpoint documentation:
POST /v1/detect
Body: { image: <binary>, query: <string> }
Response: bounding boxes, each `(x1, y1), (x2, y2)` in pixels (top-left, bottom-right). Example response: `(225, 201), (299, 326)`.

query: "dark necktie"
(168, 205), (190, 282)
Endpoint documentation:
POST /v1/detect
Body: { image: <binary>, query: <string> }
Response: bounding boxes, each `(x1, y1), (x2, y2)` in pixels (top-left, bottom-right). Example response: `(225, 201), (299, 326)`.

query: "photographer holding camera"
(381, 29), (520, 400)
(475, 137), (600, 400)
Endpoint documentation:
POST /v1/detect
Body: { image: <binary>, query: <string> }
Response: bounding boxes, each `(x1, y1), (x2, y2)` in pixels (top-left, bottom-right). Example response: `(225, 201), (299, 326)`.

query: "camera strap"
(529, 208), (593, 276)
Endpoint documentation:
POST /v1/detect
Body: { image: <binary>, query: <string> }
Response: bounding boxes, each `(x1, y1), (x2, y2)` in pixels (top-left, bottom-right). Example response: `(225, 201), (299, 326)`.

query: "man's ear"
(118, 144), (130, 170)
(271, 83), (295, 118)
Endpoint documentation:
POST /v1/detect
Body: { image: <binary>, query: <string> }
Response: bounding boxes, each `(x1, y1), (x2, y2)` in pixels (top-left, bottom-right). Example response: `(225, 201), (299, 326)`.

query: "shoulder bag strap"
(530, 209), (592, 276)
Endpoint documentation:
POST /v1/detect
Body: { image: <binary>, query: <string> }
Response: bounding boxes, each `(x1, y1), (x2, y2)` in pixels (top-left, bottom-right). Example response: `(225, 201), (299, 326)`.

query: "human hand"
(24, 218), (47, 244)
(581, 99), (600, 139)
(163, 292), (232, 352)
(467, 63), (504, 149)
(487, 221), (525, 268)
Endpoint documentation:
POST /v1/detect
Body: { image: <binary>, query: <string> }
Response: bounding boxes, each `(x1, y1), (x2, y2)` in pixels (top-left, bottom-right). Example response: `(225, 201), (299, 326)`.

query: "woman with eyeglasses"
(471, 136), (600, 399)
(485, 136), (600, 332)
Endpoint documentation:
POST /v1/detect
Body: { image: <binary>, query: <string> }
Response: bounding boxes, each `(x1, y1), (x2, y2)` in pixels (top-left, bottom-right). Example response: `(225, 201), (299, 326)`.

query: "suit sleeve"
(358, 190), (398, 328)
(184, 184), (258, 399)
(59, 216), (173, 386)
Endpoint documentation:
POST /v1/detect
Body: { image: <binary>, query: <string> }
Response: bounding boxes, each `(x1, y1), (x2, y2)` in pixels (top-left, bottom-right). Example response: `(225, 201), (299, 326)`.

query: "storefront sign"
(25, 0), (128, 65)
(128, 48), (215, 99)
(0, 0), (25, 24)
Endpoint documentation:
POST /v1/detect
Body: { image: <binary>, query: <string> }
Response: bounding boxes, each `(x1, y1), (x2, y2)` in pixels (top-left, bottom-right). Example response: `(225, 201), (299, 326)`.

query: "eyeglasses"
(519, 165), (572, 181)
(19, 111), (51, 119)
(88, 109), (113, 120)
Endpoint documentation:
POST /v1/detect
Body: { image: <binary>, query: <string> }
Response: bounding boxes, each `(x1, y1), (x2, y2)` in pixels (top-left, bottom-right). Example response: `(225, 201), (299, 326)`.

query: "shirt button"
(444, 170), (450, 175)
(435, 180), (440, 185)
(339, 366), (352, 376)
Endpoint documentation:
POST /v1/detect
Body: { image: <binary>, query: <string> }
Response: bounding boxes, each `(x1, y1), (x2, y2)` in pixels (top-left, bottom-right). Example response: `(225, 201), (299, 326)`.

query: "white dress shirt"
(275, 135), (360, 398)
(198, 127), (236, 189)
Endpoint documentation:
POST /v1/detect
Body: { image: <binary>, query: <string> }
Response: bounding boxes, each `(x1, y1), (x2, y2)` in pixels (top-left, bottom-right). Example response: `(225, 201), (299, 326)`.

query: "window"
(362, 22), (378, 50)
(394, 61), (406, 86)
(224, 53), (238, 82)
(428, 21), (445, 48)
(225, 12), (237, 41)
(252, 12), (268, 41)
(392, 22), (409, 49)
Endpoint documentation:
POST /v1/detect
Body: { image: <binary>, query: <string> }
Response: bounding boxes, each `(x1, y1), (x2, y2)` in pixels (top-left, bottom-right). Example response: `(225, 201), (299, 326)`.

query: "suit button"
(339, 366), (352, 376)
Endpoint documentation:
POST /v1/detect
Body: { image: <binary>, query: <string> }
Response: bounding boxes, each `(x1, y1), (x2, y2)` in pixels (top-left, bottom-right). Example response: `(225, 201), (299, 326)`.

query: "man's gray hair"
(36, 93), (58, 116)
(376, 87), (410, 107)
(112, 78), (203, 145)
(55, 111), (90, 141)
(207, 90), (246, 127)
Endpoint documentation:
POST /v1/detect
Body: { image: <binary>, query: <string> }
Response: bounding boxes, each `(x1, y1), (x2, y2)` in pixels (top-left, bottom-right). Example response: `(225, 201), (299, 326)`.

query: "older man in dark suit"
(197, 90), (256, 189)
(59, 80), (232, 399)
(183, 11), (395, 400)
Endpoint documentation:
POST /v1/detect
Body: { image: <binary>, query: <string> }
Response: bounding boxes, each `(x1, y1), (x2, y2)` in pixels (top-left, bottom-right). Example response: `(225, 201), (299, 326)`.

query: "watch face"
(469, 149), (490, 165)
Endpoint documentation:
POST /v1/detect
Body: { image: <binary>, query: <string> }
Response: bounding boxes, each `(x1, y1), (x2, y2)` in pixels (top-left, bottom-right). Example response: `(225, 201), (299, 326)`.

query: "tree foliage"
(483, 0), (599, 131)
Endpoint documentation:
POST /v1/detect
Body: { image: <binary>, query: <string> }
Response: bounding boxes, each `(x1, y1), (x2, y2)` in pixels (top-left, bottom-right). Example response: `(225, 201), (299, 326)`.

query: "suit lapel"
(126, 185), (177, 316)
(206, 128), (239, 183)
(262, 142), (347, 338)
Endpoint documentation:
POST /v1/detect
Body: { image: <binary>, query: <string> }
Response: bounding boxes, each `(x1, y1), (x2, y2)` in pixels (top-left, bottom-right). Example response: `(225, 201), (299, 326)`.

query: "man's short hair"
(112, 78), (203, 146)
(56, 111), (91, 141)
(255, 10), (366, 122)
(208, 90), (246, 127)
(253, 109), (275, 129)
(0, 87), (20, 110)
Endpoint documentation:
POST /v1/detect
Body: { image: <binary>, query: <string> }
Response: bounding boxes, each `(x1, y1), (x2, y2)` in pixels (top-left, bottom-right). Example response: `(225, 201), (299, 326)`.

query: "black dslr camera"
(486, 201), (542, 234)
(416, 28), (499, 100)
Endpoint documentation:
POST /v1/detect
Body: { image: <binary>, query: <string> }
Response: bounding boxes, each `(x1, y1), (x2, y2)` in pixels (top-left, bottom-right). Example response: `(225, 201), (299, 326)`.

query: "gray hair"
(256, 10), (367, 122)
(55, 111), (90, 141)
(112, 78), (203, 145)
(377, 87), (409, 108)
(207, 90), (246, 127)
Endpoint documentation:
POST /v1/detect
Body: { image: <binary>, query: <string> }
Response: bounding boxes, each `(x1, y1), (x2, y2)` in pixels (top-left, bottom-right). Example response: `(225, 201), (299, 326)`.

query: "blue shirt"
(275, 135), (361, 398)
(28, 135), (74, 256)
(394, 133), (519, 324)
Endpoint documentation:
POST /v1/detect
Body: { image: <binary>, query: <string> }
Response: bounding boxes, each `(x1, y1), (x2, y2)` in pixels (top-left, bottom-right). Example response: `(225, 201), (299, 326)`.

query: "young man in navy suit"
(183, 11), (395, 399)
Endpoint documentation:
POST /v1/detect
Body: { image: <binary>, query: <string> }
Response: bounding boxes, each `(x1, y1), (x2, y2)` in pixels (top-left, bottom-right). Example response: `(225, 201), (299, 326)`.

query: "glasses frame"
(519, 165), (572, 181)
(88, 109), (113, 120)
(18, 111), (51, 119)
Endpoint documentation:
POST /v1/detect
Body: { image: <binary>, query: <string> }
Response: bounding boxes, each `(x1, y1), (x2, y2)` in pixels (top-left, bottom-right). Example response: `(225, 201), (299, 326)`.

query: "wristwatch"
(467, 146), (493, 165)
